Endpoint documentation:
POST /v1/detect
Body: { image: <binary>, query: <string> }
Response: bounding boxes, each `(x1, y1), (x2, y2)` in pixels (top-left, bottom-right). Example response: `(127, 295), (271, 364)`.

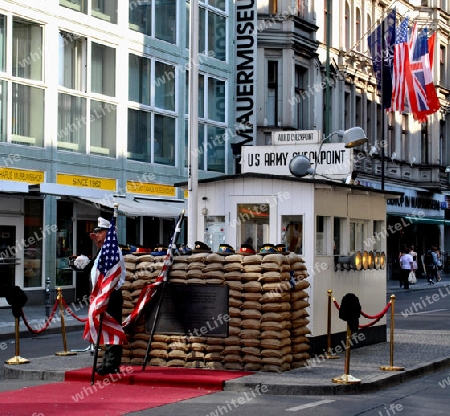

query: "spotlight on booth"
(379, 252), (386, 269)
(362, 251), (369, 270)
(335, 251), (362, 271)
(367, 251), (375, 269)
(374, 252), (381, 269)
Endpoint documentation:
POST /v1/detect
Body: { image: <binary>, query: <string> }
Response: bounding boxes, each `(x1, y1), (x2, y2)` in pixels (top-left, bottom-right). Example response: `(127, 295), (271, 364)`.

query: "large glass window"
(350, 220), (365, 253)
(60, 0), (87, 13)
(155, 0), (176, 43)
(57, 93), (86, 152)
(206, 125), (225, 172)
(316, 216), (331, 255)
(0, 15), (6, 72)
(24, 199), (43, 288)
(59, 32), (86, 91)
(184, 119), (205, 169)
(155, 61), (175, 111)
(129, 0), (152, 36)
(56, 201), (74, 287)
(185, 72), (204, 117)
(333, 217), (345, 255)
(0, 80), (7, 142)
(129, 54), (151, 106)
(91, 42), (115, 97)
(208, 10), (226, 60)
(12, 19), (43, 81)
(372, 220), (384, 252)
(91, 0), (117, 23)
(204, 216), (226, 252)
(128, 108), (151, 162)
(154, 114), (175, 165)
(11, 83), (44, 147)
(90, 100), (116, 157)
(208, 77), (226, 122)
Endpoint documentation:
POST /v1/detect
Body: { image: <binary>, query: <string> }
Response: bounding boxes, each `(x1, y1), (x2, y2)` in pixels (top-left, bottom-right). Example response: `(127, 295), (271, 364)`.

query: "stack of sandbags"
(187, 253), (208, 284)
(205, 336), (225, 369)
(148, 334), (169, 367)
(170, 256), (189, 283)
(203, 253), (225, 284)
(167, 335), (189, 367)
(288, 253), (311, 368)
(223, 253), (244, 339)
(186, 336), (206, 368)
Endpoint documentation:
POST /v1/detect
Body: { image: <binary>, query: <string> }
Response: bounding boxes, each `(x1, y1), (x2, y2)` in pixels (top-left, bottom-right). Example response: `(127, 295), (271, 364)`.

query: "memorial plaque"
(145, 284), (229, 338)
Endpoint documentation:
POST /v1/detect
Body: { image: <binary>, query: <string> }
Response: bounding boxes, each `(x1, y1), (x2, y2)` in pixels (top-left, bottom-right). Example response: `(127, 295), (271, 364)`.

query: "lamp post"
(312, 127), (369, 179)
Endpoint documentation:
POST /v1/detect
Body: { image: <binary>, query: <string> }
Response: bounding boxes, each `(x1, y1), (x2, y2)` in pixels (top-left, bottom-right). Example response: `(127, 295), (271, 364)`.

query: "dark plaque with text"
(145, 284), (229, 338)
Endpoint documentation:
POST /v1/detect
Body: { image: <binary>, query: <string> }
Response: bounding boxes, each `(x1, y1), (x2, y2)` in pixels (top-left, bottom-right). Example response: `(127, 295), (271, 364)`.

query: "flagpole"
(90, 203), (119, 385)
(142, 210), (185, 371)
(381, 17), (385, 191)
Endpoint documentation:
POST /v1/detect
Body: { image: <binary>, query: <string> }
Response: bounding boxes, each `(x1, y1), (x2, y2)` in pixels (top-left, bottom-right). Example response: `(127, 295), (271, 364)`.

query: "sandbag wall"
(120, 251), (311, 372)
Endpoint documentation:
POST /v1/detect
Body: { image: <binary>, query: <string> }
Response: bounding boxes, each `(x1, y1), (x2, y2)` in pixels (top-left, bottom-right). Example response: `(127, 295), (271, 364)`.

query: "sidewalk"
(2, 275), (450, 395)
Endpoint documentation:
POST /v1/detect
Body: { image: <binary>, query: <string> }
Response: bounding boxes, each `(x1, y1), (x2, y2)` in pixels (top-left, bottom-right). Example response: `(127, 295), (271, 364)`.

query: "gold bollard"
(332, 324), (361, 384)
(380, 294), (404, 371)
(5, 316), (30, 365)
(325, 290), (339, 359)
(55, 288), (77, 356)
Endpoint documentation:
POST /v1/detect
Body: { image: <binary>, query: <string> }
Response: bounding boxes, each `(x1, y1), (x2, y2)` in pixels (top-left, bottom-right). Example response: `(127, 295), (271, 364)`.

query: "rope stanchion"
(380, 294), (405, 372)
(332, 298), (392, 329)
(55, 288), (77, 356)
(325, 290), (339, 359)
(4, 315), (29, 365)
(332, 324), (361, 385)
(21, 301), (59, 334)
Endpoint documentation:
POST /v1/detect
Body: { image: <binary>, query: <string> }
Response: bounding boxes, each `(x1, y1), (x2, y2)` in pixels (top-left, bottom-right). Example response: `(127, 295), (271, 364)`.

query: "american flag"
(83, 217), (127, 345)
(405, 25), (440, 122)
(390, 17), (409, 111)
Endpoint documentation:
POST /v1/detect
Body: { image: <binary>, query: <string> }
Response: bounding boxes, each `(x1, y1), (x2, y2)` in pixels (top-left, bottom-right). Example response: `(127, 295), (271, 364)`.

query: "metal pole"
(45, 276), (51, 318)
(380, 295), (404, 371)
(55, 287), (76, 356)
(324, 0), (332, 137)
(332, 325), (361, 384)
(326, 290), (339, 359)
(380, 17), (385, 191)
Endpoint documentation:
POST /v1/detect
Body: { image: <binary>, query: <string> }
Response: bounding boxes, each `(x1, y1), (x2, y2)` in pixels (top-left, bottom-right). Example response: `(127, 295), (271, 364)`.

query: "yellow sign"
(184, 190), (189, 199)
(126, 181), (176, 197)
(0, 168), (44, 183)
(57, 173), (116, 191)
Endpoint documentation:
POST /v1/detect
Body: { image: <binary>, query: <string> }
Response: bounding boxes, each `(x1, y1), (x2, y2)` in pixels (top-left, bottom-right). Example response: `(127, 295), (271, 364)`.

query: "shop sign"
(0, 167), (44, 183)
(126, 181), (176, 197)
(241, 143), (351, 177)
(272, 130), (321, 145)
(385, 186), (445, 216)
(57, 173), (116, 191)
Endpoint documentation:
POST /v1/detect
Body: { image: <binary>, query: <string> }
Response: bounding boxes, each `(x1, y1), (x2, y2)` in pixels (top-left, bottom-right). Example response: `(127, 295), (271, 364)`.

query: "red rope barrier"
(21, 301), (59, 334)
(62, 298), (88, 322)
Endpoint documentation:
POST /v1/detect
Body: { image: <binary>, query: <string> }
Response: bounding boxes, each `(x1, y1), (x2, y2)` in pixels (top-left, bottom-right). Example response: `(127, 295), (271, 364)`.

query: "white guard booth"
(179, 172), (402, 354)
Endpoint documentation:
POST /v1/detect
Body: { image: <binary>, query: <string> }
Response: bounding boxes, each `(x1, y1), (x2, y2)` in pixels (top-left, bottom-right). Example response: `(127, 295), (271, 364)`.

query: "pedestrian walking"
(424, 245), (438, 284)
(399, 248), (413, 290)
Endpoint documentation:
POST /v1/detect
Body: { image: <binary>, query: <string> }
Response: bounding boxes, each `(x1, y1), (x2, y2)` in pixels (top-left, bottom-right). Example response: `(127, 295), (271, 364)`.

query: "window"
(12, 84), (44, 147)
(90, 100), (117, 157)
(91, 42), (115, 97)
(344, 2), (350, 50)
(60, 0), (87, 13)
(129, 0), (151, 35)
(372, 220), (384, 252)
(12, 19), (43, 81)
(267, 61), (278, 126)
(297, 0), (308, 18)
(128, 108), (151, 162)
(204, 216), (226, 252)
(238, 204), (270, 251)
(206, 125), (225, 172)
(184, 119), (205, 169)
(59, 32), (86, 91)
(56, 201), (74, 287)
(440, 45), (446, 85)
(208, 10), (226, 60)
(57, 93), (86, 152)
(129, 54), (151, 106)
(155, 0), (176, 43)
(91, 0), (117, 23)
(24, 199), (43, 288)
(421, 122), (428, 163)
(316, 216), (331, 255)
(155, 61), (175, 111)
(294, 65), (306, 129)
(282, 217), (303, 254)
(350, 220), (365, 253)
(355, 8), (361, 52)
(0, 15), (6, 72)
(333, 217), (345, 255)
(257, 0), (277, 14)
(0, 80), (7, 142)
(401, 114), (408, 161)
(154, 113), (175, 165)
(208, 77), (225, 122)
(185, 72), (204, 117)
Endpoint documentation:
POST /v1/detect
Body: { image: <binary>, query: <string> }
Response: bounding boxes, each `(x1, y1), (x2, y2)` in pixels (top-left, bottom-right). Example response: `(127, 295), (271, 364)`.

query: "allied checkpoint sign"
(241, 141), (352, 179)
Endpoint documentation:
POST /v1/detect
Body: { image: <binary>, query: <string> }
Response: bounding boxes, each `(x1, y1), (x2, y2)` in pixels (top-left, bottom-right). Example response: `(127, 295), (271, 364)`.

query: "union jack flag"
(405, 24), (440, 122)
(390, 17), (409, 112)
(83, 217), (127, 345)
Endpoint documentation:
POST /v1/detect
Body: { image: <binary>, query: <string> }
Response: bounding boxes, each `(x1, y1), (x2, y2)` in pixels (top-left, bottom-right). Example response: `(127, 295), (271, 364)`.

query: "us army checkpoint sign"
(240, 143), (352, 179)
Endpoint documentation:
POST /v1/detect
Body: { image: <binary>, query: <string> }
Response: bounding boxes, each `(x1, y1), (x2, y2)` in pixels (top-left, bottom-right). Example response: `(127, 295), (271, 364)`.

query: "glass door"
(0, 217), (24, 307)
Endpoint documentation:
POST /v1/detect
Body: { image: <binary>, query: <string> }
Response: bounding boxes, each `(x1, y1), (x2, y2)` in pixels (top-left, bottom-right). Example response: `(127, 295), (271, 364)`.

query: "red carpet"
(0, 367), (252, 416)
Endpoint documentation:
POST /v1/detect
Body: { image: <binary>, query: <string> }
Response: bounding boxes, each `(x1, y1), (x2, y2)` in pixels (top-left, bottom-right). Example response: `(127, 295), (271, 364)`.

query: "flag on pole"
(390, 17), (409, 111)
(405, 24), (440, 122)
(368, 8), (397, 109)
(83, 217), (127, 345)
(122, 210), (185, 329)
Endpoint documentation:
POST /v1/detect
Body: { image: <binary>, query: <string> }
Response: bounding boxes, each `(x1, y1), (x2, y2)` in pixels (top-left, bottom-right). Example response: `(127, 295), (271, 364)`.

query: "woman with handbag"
(399, 248), (414, 290)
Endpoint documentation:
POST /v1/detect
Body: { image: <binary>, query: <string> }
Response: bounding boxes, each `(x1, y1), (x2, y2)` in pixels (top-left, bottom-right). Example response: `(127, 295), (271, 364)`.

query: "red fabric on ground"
(0, 367), (252, 415)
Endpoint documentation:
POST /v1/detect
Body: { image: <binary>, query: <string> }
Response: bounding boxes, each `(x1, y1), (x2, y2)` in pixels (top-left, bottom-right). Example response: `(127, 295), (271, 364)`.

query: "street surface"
(1, 286), (449, 415)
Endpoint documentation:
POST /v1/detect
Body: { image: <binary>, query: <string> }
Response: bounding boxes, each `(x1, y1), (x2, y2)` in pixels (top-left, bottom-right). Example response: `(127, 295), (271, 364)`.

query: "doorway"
(0, 217), (24, 307)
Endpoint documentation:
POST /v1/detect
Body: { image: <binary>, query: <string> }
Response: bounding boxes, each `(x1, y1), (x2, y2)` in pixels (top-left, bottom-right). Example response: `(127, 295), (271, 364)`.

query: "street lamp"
(312, 127), (368, 178)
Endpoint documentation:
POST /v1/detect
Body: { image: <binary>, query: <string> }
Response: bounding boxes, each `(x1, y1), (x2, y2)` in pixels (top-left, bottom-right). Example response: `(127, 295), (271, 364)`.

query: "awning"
(0, 180), (29, 193)
(388, 213), (450, 225)
(77, 195), (185, 218)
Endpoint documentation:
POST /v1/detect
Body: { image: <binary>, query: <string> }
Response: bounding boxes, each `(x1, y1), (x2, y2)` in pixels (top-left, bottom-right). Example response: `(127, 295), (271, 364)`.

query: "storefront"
(178, 173), (402, 352)
(0, 168), (186, 306)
